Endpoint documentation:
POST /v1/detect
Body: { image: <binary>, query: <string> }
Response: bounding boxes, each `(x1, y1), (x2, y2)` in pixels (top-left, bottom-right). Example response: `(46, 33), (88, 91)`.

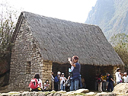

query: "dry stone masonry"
(8, 11), (124, 91)
(9, 18), (52, 91)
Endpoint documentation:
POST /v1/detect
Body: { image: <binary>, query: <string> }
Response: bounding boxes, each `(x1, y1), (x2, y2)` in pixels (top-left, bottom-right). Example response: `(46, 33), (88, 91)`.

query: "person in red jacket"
(29, 74), (43, 91)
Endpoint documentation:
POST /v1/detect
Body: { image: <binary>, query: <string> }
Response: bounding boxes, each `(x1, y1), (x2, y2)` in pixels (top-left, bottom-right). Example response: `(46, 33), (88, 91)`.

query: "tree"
(0, 3), (17, 60)
(110, 33), (128, 47)
(110, 33), (128, 71)
(0, 2), (18, 87)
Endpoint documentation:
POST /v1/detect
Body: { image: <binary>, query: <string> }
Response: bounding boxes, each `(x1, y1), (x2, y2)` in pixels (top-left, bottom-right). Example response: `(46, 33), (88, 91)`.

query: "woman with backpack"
(29, 74), (43, 91)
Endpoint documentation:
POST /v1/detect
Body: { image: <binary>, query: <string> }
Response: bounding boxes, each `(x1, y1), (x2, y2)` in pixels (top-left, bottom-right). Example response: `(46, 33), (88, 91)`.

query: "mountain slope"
(85, 0), (128, 39)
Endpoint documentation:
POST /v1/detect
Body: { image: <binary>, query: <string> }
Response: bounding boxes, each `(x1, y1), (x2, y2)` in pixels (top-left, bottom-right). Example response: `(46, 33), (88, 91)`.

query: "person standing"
(106, 73), (109, 90)
(98, 74), (103, 92)
(51, 72), (54, 90)
(68, 55), (81, 91)
(102, 74), (106, 91)
(107, 73), (114, 92)
(60, 73), (67, 91)
(57, 71), (61, 91)
(115, 68), (122, 84)
(54, 73), (58, 91)
(54, 71), (61, 91)
(123, 72), (128, 83)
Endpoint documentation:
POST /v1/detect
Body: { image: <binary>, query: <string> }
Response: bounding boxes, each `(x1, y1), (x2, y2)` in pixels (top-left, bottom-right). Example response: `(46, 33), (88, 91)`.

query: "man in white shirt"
(60, 73), (67, 91)
(115, 68), (122, 84)
(123, 72), (128, 83)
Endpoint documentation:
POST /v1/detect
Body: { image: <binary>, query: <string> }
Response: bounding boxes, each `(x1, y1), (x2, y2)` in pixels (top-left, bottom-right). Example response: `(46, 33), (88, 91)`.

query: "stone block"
(73, 89), (89, 93)
(95, 92), (116, 96)
(113, 83), (128, 94)
(85, 92), (96, 96)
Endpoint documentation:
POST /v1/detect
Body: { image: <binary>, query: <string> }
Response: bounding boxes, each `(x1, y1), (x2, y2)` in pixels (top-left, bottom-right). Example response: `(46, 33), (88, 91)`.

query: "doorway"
(52, 63), (113, 90)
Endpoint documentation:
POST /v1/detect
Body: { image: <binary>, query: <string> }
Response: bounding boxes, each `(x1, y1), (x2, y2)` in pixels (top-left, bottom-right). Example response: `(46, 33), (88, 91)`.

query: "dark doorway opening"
(52, 62), (70, 78)
(52, 63), (113, 91)
(81, 65), (113, 90)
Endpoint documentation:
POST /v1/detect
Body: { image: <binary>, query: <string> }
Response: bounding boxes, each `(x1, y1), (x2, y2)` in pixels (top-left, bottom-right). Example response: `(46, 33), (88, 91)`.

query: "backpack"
(98, 78), (101, 83)
(29, 78), (38, 89)
(54, 76), (59, 82)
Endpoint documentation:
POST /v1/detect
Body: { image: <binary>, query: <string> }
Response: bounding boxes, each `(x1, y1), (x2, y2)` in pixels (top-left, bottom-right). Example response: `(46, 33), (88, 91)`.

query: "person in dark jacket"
(107, 73), (114, 92)
(68, 56), (81, 91)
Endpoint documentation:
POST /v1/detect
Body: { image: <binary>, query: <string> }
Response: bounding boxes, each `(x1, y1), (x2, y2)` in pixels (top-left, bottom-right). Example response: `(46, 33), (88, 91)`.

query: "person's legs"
(58, 82), (60, 91)
(61, 83), (63, 90)
(63, 86), (65, 91)
(54, 82), (58, 91)
(98, 82), (102, 92)
(74, 79), (79, 90)
(106, 81), (109, 90)
(110, 82), (113, 91)
(102, 81), (106, 91)
(32, 87), (42, 91)
(79, 75), (82, 88)
(52, 81), (54, 90)
(100, 82), (102, 92)
(107, 82), (110, 92)
(70, 79), (74, 91)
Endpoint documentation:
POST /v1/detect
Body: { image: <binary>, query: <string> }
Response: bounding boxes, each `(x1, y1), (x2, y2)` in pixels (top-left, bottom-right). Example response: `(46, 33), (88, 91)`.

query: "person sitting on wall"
(44, 80), (50, 91)
(68, 55), (81, 91)
(29, 74), (43, 91)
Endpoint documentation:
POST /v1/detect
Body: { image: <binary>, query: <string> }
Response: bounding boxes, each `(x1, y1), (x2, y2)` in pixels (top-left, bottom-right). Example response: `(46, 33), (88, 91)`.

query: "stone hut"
(9, 11), (124, 91)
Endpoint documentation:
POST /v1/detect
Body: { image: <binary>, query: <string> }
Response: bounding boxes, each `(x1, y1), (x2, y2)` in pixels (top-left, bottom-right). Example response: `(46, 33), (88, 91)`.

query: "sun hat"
(57, 71), (61, 74)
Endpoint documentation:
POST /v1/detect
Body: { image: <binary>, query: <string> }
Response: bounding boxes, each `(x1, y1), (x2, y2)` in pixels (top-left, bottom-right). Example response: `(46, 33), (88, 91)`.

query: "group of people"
(29, 55), (127, 92)
(52, 56), (82, 91)
(115, 68), (128, 84)
(52, 71), (69, 91)
(29, 74), (50, 91)
(96, 68), (128, 92)
(96, 73), (114, 92)
(29, 55), (82, 91)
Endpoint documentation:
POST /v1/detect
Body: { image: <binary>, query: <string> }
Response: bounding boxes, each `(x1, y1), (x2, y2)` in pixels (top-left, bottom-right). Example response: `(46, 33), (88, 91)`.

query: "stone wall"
(9, 19), (44, 91)
(42, 60), (52, 88)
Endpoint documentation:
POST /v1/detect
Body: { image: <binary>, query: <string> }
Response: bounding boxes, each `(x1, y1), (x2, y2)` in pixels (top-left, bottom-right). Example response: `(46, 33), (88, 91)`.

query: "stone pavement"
(1, 83), (128, 96)
(0, 89), (117, 96)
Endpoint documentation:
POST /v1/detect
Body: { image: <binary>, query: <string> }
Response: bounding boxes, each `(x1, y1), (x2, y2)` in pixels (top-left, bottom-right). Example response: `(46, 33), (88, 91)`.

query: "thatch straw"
(13, 11), (124, 66)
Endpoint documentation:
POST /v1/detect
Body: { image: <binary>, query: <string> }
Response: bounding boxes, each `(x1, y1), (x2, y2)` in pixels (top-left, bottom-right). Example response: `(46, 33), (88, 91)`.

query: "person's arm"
(40, 80), (43, 89)
(111, 78), (114, 82)
(60, 77), (62, 81)
(101, 77), (104, 81)
(68, 57), (76, 67)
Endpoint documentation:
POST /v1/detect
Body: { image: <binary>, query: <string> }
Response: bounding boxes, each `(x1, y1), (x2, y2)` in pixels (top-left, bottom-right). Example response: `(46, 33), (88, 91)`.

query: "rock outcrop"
(85, 0), (128, 39)
(113, 83), (128, 95)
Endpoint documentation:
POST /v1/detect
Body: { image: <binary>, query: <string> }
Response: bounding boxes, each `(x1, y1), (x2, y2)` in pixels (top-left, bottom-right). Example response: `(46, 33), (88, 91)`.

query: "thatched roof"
(13, 11), (124, 66)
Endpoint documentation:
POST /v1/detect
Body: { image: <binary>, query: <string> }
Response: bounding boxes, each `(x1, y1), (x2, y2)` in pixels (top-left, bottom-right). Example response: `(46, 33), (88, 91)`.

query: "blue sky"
(0, 0), (97, 23)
